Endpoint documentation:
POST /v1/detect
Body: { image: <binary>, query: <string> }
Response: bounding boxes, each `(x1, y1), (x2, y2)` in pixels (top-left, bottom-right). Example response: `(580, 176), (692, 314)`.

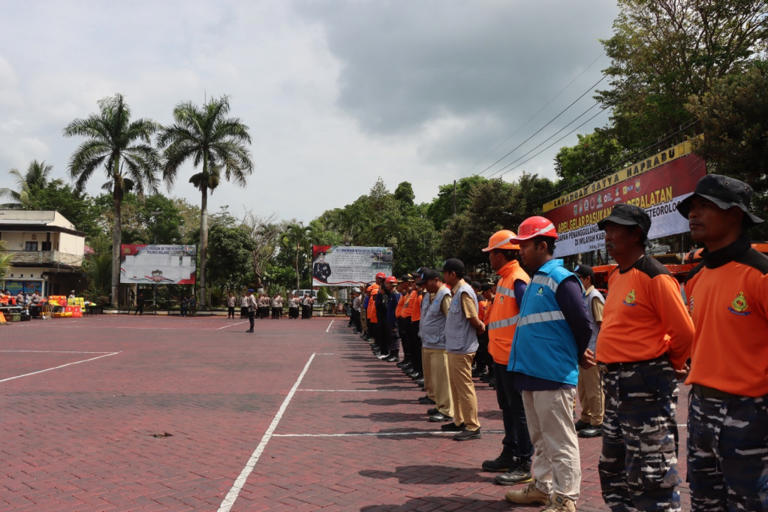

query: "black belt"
(601, 354), (668, 372)
(692, 384), (742, 401)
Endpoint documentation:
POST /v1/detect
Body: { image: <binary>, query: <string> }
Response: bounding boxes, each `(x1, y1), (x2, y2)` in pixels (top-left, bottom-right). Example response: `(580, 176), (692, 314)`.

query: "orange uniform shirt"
(596, 256), (694, 370)
(684, 244), (768, 396)
(367, 284), (379, 322)
(478, 299), (490, 323)
(487, 259), (529, 365)
(395, 294), (407, 318)
(406, 289), (422, 322)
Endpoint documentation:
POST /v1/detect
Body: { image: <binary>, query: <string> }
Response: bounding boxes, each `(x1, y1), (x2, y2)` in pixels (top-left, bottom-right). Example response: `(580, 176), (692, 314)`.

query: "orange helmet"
(510, 216), (558, 241)
(384, 275), (398, 285)
(482, 229), (519, 252)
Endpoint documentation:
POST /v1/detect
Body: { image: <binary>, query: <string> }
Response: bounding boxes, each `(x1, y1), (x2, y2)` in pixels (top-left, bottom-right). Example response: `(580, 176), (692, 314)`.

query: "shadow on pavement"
(359, 465), (494, 485)
(360, 496), (512, 511)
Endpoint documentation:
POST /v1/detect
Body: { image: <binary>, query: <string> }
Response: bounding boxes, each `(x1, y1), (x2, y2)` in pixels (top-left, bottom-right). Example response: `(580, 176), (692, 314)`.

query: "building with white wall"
(0, 210), (86, 295)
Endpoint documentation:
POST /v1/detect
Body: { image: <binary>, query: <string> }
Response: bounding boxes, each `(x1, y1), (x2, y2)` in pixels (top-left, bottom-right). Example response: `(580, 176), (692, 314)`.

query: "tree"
(0, 241), (11, 280)
(206, 219), (256, 293)
(598, 0), (768, 150)
(426, 175), (487, 231)
(555, 131), (627, 189)
(0, 160), (54, 207)
(686, 60), (768, 239)
(64, 93), (159, 306)
(158, 95), (253, 307)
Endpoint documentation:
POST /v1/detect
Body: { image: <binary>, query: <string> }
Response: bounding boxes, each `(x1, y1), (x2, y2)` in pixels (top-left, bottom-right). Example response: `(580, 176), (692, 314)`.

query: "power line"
(476, 74), (607, 177)
(486, 101), (601, 179)
(495, 106), (610, 179)
(466, 54), (606, 176)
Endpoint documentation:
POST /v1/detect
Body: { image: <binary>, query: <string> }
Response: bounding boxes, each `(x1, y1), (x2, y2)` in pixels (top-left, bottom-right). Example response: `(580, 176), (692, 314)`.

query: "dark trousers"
(688, 389), (768, 511)
(397, 318), (411, 362)
(407, 321), (422, 375)
(247, 311), (255, 331)
(271, 307), (281, 319)
(599, 359), (681, 511)
(289, 307), (299, 319)
(351, 310), (362, 332)
(227, 306), (235, 319)
(494, 363), (533, 463)
(301, 305), (311, 319)
(476, 333), (491, 373)
(240, 306), (248, 318)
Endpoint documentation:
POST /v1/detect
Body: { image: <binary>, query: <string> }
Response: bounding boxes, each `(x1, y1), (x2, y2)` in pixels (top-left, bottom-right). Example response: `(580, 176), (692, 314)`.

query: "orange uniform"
(486, 260), (529, 365)
(395, 294), (407, 318)
(596, 256), (693, 370)
(367, 284), (379, 323)
(407, 289), (422, 322)
(684, 242), (768, 396)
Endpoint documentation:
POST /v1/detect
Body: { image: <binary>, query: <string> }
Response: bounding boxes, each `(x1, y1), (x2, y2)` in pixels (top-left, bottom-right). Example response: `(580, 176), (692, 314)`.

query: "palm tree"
(0, 160), (54, 208)
(64, 93), (159, 306)
(158, 96), (253, 307)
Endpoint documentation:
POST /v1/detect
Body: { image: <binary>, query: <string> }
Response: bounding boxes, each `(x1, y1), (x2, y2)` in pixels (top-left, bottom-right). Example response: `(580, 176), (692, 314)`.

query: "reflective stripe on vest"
(516, 310), (565, 327)
(531, 274), (559, 294)
(496, 285), (515, 299)
(488, 315), (519, 331)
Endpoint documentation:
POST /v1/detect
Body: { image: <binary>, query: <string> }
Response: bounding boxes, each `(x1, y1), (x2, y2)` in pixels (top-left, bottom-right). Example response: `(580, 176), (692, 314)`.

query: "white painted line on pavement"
(217, 321), (248, 331)
(0, 349), (114, 354)
(298, 388), (379, 392)
(273, 429), (505, 438)
(218, 352), (317, 512)
(325, 319), (334, 333)
(0, 352), (121, 384)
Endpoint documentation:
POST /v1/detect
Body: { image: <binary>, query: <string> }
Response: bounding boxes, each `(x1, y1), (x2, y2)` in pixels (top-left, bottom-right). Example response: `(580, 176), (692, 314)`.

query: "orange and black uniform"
(596, 255), (694, 511)
(395, 293), (411, 364)
(485, 259), (533, 468)
(406, 289), (424, 377)
(474, 298), (491, 376)
(683, 237), (768, 511)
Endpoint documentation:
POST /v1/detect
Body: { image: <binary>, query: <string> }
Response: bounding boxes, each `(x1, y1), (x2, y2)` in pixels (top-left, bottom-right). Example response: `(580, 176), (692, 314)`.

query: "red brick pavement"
(0, 315), (691, 511)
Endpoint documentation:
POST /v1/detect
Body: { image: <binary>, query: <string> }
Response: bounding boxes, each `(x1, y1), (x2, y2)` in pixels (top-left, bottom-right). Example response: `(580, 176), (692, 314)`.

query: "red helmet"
(375, 272), (386, 280)
(384, 276), (398, 285)
(510, 216), (558, 241)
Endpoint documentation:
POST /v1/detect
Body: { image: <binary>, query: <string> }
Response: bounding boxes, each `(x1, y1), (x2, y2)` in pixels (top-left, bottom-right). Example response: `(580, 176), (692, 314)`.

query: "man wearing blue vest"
(504, 216), (593, 512)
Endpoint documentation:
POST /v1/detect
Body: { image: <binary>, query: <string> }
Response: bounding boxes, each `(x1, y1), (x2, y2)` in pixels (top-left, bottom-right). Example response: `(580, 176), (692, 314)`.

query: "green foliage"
(0, 241), (12, 279)
(441, 174), (558, 270)
(206, 220), (256, 293)
(426, 175), (487, 231)
(598, 0), (767, 150)
(687, 60), (768, 239)
(555, 131), (627, 189)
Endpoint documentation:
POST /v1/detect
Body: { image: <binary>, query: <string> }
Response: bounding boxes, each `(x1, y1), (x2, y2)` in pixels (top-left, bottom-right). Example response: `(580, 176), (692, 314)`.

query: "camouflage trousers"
(598, 357), (681, 511)
(688, 388), (768, 511)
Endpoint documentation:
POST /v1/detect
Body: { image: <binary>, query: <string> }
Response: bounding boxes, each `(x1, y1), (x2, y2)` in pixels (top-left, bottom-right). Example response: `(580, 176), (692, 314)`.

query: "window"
(24, 241), (38, 251)
(41, 241), (52, 251)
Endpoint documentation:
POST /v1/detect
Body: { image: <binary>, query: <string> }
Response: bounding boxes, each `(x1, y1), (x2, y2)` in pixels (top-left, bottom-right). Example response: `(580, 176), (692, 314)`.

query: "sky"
(0, 0), (619, 224)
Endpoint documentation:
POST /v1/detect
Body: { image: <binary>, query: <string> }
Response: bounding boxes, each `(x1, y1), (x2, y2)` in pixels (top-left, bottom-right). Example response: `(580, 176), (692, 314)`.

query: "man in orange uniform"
(677, 174), (768, 511)
(368, 272), (385, 357)
(478, 230), (535, 485)
(407, 277), (426, 386)
(596, 204), (694, 512)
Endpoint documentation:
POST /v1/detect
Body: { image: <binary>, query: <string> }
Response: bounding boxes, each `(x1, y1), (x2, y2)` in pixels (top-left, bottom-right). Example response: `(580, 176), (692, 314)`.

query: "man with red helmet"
(503, 217), (592, 512)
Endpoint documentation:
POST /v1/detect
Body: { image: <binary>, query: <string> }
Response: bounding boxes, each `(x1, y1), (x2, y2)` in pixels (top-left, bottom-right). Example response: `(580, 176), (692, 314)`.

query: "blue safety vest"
(507, 258), (580, 386)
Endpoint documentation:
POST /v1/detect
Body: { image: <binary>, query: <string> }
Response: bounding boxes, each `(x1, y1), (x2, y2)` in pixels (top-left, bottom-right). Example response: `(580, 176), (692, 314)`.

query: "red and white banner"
(542, 141), (706, 257)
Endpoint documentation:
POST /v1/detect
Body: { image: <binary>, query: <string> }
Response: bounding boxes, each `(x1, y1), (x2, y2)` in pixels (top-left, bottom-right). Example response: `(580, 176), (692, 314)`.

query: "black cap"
(574, 264), (594, 278)
(676, 174), (763, 225)
(480, 282), (493, 292)
(441, 258), (465, 274)
(597, 203), (651, 236)
(416, 268), (440, 285)
(400, 272), (414, 282)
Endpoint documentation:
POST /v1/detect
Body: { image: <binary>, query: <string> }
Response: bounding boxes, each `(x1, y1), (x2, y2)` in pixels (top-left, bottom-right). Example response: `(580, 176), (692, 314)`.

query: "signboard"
(312, 245), (393, 286)
(543, 140), (706, 257)
(120, 244), (196, 284)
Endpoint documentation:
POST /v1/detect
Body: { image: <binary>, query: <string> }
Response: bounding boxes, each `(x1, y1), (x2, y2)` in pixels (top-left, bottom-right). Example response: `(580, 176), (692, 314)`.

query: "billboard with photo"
(120, 244), (196, 284)
(542, 140), (706, 257)
(312, 245), (393, 286)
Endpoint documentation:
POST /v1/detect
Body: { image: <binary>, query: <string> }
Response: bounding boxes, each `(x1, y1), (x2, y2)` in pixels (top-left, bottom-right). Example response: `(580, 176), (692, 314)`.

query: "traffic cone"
(0, 312), (6, 324)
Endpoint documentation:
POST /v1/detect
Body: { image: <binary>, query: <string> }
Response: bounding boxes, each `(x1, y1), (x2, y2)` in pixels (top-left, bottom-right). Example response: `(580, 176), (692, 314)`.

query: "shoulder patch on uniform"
(634, 256), (670, 279)
(736, 248), (768, 275)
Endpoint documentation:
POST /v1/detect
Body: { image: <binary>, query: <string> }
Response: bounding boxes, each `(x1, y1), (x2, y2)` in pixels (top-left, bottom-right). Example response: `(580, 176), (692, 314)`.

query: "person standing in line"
(441, 258), (484, 441)
(271, 293), (283, 319)
(301, 292), (312, 319)
(573, 264), (605, 439)
(350, 289), (363, 333)
(504, 216), (592, 512)
(395, 276), (412, 367)
(378, 275), (401, 362)
(135, 289), (144, 315)
(595, 204), (694, 512)
(408, 278), (426, 384)
(245, 289), (257, 333)
(240, 291), (249, 318)
(676, 174), (768, 511)
(479, 230), (534, 486)
(473, 281), (492, 380)
(367, 273), (385, 355)
(227, 292), (236, 319)
(418, 268), (454, 424)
